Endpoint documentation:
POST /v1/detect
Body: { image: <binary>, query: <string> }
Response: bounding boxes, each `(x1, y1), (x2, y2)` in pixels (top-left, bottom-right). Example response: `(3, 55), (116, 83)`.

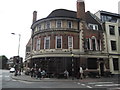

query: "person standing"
(79, 66), (83, 79)
(30, 68), (34, 77)
(37, 68), (42, 79)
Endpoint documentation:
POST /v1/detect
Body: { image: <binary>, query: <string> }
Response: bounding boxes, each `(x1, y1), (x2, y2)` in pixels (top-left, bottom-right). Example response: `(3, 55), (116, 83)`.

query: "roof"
(100, 11), (120, 18)
(47, 9), (77, 18)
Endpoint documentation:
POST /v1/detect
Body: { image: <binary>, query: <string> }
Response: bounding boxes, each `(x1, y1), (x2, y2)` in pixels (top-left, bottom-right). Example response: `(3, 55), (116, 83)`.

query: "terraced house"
(95, 11), (120, 75)
(25, 0), (113, 77)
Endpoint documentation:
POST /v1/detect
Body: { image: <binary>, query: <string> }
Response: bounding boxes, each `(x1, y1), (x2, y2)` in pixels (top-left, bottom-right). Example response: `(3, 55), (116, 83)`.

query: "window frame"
(44, 36), (50, 49)
(113, 58), (119, 70)
(88, 24), (98, 30)
(56, 20), (62, 28)
(109, 25), (115, 35)
(56, 36), (62, 49)
(46, 21), (51, 29)
(36, 38), (41, 51)
(110, 40), (117, 51)
(67, 21), (72, 28)
(68, 36), (73, 49)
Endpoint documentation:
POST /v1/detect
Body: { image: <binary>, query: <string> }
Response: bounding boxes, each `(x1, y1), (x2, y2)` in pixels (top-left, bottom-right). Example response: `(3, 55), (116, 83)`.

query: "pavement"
(11, 72), (120, 83)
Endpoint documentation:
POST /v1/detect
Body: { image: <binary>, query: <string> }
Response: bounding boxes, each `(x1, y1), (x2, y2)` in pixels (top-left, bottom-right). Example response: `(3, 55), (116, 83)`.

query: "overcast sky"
(0, 0), (119, 60)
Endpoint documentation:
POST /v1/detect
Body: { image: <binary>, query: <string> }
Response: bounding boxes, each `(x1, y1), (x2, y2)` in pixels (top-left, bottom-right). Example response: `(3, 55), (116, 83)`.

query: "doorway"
(100, 62), (104, 76)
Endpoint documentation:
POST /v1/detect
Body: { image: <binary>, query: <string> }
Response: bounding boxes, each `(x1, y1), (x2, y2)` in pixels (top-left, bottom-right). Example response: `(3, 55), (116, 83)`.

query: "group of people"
(29, 66), (84, 80)
(30, 68), (46, 79)
(64, 66), (84, 79)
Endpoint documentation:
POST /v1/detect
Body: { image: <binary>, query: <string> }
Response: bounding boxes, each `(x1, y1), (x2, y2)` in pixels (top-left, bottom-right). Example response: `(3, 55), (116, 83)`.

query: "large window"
(86, 38), (90, 50)
(56, 36), (62, 49)
(118, 27), (120, 36)
(91, 36), (98, 51)
(113, 58), (119, 70)
(37, 24), (41, 31)
(87, 58), (97, 69)
(109, 25), (115, 35)
(36, 38), (41, 50)
(88, 24), (98, 30)
(68, 36), (73, 49)
(44, 37), (50, 49)
(46, 21), (51, 29)
(111, 40), (117, 51)
(56, 20), (62, 28)
(67, 21), (72, 28)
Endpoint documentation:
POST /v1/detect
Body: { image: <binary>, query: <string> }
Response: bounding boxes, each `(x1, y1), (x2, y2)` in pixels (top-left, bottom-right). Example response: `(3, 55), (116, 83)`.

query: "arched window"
(91, 36), (98, 51)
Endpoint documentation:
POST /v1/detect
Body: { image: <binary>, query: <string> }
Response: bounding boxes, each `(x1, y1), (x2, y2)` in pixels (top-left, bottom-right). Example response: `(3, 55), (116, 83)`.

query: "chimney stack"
(33, 11), (37, 23)
(77, 0), (85, 20)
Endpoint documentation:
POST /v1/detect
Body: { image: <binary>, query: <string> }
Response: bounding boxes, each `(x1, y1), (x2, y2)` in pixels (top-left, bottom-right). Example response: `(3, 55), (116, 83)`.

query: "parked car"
(10, 68), (15, 73)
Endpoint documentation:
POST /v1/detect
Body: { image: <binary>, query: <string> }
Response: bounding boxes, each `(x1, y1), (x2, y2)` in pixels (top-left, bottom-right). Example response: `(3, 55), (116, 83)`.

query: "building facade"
(95, 11), (120, 74)
(25, 0), (111, 77)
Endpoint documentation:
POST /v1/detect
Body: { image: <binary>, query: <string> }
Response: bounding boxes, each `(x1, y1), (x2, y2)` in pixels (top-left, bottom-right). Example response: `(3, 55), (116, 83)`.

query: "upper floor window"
(37, 24), (41, 31)
(56, 20), (62, 28)
(118, 27), (120, 36)
(111, 40), (117, 51)
(56, 36), (62, 49)
(67, 21), (72, 28)
(91, 36), (98, 51)
(68, 36), (73, 49)
(36, 38), (41, 50)
(88, 24), (98, 30)
(109, 25), (115, 35)
(46, 21), (51, 29)
(85, 36), (100, 51)
(44, 37), (50, 49)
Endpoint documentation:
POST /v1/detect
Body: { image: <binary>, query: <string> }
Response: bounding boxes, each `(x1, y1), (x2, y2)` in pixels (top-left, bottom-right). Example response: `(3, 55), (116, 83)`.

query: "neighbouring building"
(95, 11), (120, 75)
(7, 57), (14, 69)
(25, 0), (112, 77)
(8, 56), (23, 70)
(118, 1), (120, 14)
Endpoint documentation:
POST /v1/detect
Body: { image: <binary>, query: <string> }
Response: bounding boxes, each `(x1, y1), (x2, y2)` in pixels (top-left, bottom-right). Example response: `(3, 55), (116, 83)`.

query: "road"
(1, 69), (120, 90)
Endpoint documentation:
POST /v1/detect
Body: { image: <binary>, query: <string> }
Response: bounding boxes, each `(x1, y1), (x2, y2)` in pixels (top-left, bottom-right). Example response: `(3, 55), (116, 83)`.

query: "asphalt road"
(1, 69), (120, 90)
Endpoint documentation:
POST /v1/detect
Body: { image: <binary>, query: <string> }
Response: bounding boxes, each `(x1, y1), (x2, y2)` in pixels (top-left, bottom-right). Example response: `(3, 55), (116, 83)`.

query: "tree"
(0, 55), (8, 69)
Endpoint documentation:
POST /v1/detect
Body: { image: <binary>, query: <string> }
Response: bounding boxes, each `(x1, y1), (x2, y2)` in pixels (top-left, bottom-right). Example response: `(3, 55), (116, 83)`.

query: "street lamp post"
(11, 33), (21, 75)
(71, 53), (74, 80)
(11, 33), (21, 56)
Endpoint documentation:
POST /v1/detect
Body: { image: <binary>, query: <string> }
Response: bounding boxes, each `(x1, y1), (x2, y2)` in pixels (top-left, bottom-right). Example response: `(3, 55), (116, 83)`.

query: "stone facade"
(25, 0), (113, 77)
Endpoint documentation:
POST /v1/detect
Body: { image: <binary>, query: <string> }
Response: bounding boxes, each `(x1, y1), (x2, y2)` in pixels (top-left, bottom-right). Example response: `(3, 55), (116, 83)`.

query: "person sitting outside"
(41, 70), (46, 78)
(64, 70), (69, 79)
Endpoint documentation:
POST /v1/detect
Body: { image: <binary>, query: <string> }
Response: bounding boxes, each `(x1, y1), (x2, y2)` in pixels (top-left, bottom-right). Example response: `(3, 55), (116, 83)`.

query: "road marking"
(12, 79), (17, 81)
(86, 86), (92, 88)
(95, 84), (120, 87)
(77, 83), (80, 84)
(88, 82), (113, 84)
(18, 80), (33, 84)
(4, 76), (10, 78)
(81, 84), (85, 86)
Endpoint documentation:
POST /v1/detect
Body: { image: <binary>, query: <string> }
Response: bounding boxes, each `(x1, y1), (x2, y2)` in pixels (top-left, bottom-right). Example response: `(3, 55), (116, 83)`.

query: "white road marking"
(86, 86), (92, 88)
(77, 82), (80, 84)
(18, 80), (33, 84)
(95, 84), (120, 87)
(12, 79), (17, 81)
(4, 76), (10, 78)
(81, 84), (85, 86)
(88, 82), (113, 84)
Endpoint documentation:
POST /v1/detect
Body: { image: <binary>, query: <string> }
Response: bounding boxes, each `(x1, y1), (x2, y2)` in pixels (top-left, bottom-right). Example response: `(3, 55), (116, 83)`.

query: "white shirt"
(79, 67), (83, 73)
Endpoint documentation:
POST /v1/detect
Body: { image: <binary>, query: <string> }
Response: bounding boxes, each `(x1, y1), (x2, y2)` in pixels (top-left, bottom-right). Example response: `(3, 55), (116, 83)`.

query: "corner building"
(25, 0), (108, 77)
